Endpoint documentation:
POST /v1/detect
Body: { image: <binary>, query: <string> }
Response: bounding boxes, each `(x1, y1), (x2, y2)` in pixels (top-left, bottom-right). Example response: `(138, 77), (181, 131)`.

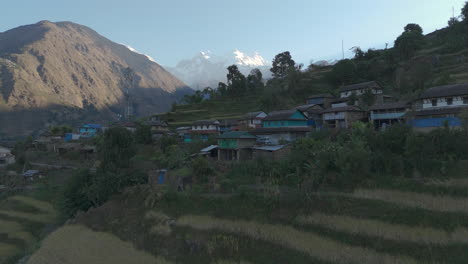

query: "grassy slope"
(23, 176), (468, 264)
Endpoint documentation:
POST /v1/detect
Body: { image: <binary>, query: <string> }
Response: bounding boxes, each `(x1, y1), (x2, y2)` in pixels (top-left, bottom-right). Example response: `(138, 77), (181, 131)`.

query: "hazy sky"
(1, 0), (466, 66)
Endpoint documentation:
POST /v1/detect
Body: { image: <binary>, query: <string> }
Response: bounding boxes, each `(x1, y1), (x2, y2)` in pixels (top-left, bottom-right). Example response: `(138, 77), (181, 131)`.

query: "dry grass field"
(176, 215), (418, 264)
(27, 225), (172, 264)
(297, 213), (468, 244)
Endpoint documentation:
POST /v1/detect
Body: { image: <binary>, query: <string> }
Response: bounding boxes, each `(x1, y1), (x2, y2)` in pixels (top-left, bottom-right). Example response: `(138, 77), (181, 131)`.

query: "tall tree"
(217, 82), (228, 96)
(98, 127), (136, 170)
(394, 24), (424, 59)
(226, 65), (247, 96)
(270, 51), (296, 78)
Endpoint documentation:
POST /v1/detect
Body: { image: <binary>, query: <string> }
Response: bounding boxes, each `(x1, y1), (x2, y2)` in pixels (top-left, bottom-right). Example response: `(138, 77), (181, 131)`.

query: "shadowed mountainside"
(0, 20), (192, 138)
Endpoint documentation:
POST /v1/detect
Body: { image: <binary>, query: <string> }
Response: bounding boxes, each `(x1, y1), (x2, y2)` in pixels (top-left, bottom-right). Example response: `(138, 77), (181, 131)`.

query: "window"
(431, 99), (437, 107)
(447, 97), (453, 105)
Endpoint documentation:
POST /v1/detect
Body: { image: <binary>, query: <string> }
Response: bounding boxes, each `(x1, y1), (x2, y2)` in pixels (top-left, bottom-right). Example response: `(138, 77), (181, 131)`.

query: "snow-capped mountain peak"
(200, 51), (212, 59)
(233, 49), (268, 67)
(122, 44), (157, 63)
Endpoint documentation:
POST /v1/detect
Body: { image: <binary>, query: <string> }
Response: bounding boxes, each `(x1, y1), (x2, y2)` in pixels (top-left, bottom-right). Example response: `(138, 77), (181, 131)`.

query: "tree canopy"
(270, 51), (296, 78)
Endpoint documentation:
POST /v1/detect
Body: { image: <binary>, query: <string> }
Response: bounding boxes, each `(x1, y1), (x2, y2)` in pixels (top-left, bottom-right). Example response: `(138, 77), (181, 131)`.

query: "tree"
(270, 51), (296, 78)
(462, 1), (468, 22)
(394, 24), (425, 59)
(404, 23), (423, 34)
(98, 127), (136, 170)
(226, 65), (247, 96)
(247, 68), (264, 92)
(217, 82), (228, 96)
(134, 124), (152, 144)
(448, 17), (460, 27)
(329, 59), (356, 85)
(351, 46), (365, 60)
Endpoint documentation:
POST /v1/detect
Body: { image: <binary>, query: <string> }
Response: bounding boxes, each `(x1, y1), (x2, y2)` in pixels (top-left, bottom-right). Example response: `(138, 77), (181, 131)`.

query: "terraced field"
(29, 177), (468, 264)
(0, 195), (57, 264)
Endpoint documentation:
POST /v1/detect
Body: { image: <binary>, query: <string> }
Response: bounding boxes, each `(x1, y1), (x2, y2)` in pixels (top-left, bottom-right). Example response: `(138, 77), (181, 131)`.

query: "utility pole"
(342, 39), (345, 60)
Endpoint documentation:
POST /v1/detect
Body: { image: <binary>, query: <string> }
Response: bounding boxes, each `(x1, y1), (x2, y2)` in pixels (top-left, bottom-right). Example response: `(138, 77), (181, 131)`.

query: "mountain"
(0, 21), (192, 137)
(166, 50), (272, 90)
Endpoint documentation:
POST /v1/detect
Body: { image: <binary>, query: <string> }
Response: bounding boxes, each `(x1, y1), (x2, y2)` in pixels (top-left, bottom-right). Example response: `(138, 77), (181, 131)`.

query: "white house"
(240, 111), (267, 129)
(191, 120), (220, 133)
(339, 81), (383, 98)
(0, 146), (15, 167)
(411, 83), (468, 132)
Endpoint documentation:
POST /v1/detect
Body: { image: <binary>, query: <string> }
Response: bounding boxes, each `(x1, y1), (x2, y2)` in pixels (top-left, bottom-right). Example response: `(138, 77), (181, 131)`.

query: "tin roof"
(218, 131), (256, 139)
(339, 81), (381, 92)
(420, 83), (468, 99)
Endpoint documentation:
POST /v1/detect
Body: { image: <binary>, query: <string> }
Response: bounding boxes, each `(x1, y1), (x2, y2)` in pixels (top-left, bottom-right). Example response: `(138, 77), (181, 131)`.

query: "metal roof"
(253, 145), (288, 152)
(339, 81), (381, 92)
(263, 110), (307, 121)
(369, 101), (409, 111)
(200, 145), (218, 152)
(307, 93), (335, 99)
(218, 131), (256, 139)
(243, 111), (266, 119)
(193, 120), (220, 126)
(321, 105), (364, 113)
(420, 83), (468, 99)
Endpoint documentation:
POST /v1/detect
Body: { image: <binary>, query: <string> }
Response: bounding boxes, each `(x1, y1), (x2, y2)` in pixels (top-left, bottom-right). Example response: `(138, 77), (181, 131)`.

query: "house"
(217, 131), (257, 161)
(198, 145), (218, 159)
(339, 81), (383, 98)
(252, 110), (310, 144)
(330, 97), (351, 108)
(33, 132), (64, 152)
(321, 105), (367, 129)
(79, 124), (103, 138)
(148, 120), (169, 140)
(64, 133), (81, 142)
(294, 104), (324, 128)
(409, 83), (468, 132)
(0, 146), (15, 167)
(252, 145), (291, 161)
(369, 101), (410, 130)
(191, 120), (220, 141)
(305, 93), (335, 108)
(239, 111), (267, 129)
(113, 122), (138, 132)
(262, 109), (308, 128)
(219, 119), (240, 133)
(176, 127), (192, 143)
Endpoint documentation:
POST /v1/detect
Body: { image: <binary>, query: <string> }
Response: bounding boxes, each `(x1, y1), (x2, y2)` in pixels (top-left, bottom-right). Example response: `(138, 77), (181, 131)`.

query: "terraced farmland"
(0, 195), (57, 264)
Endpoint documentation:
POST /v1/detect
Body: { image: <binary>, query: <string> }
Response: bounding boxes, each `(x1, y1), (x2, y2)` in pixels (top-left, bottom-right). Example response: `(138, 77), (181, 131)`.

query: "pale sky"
(1, 0), (466, 66)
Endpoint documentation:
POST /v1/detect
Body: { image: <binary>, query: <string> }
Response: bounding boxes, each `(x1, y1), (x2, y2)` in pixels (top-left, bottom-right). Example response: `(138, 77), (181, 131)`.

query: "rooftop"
(243, 111), (266, 119)
(263, 110), (306, 121)
(321, 105), (364, 113)
(253, 145), (288, 152)
(420, 83), (468, 99)
(193, 120), (220, 126)
(369, 101), (409, 111)
(339, 81), (381, 92)
(218, 131), (256, 139)
(307, 93), (335, 99)
(295, 104), (323, 112)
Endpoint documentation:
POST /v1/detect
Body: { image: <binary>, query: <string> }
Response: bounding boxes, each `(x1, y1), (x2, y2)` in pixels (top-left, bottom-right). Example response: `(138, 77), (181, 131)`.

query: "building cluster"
(181, 81), (468, 162)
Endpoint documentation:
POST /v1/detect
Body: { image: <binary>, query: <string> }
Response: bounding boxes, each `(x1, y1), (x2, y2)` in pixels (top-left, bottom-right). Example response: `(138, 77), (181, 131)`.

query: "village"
(1, 80), (467, 188)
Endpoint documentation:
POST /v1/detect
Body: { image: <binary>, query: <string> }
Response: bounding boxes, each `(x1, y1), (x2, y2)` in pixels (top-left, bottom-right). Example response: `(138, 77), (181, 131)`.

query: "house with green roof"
(217, 131), (257, 161)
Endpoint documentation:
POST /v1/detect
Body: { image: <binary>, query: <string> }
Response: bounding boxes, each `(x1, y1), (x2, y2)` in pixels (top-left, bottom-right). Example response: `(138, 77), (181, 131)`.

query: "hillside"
(0, 21), (192, 138)
(26, 172), (468, 264)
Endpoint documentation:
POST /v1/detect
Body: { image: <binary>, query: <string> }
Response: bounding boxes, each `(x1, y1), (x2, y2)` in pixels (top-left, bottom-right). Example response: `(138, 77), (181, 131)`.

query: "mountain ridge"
(0, 20), (192, 137)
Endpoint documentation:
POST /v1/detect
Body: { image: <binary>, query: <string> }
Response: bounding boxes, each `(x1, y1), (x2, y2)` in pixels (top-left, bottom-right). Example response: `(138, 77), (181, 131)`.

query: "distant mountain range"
(0, 21), (192, 137)
(166, 50), (272, 90)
